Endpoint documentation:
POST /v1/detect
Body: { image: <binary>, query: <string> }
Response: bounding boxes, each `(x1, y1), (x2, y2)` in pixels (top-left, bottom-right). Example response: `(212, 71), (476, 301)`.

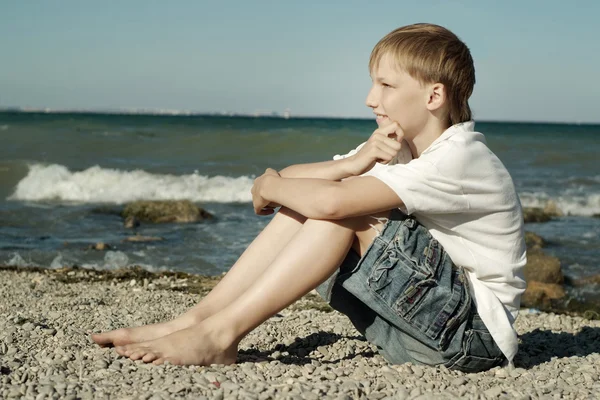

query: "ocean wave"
(520, 192), (600, 217)
(9, 163), (600, 217)
(4, 251), (170, 273)
(559, 175), (600, 186)
(9, 163), (254, 204)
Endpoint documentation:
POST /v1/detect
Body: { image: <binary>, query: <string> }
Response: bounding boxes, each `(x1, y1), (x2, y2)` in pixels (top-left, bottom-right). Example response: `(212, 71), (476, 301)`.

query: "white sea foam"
(103, 251), (129, 269)
(9, 163), (254, 204)
(6, 253), (33, 267)
(50, 254), (64, 269)
(8, 164), (600, 217)
(520, 192), (600, 216)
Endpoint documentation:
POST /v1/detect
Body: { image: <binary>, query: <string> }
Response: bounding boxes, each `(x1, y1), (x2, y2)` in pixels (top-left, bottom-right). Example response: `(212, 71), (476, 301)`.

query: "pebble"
(1, 268), (599, 399)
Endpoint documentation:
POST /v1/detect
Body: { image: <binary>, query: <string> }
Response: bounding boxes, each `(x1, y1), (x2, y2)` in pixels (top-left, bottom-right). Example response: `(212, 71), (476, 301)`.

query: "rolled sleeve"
(363, 159), (469, 215)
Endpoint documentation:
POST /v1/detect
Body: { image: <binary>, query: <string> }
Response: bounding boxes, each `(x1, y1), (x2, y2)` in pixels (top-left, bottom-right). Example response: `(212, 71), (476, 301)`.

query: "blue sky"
(1, 1), (599, 123)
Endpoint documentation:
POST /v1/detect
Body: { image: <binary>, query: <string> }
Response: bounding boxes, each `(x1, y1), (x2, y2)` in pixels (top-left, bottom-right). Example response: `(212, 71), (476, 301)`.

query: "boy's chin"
(376, 117), (393, 128)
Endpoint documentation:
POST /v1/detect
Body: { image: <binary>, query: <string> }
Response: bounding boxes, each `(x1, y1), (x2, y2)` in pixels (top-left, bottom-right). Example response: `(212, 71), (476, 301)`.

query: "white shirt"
(334, 121), (526, 364)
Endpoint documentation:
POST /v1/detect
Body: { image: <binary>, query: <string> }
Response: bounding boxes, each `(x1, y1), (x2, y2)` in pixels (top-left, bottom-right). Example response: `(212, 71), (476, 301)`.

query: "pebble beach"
(1, 265), (600, 399)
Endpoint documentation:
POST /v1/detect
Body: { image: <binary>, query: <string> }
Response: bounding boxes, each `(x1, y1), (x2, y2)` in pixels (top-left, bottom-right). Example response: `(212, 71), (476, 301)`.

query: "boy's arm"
(253, 174), (403, 219)
(278, 122), (404, 181)
(278, 158), (356, 181)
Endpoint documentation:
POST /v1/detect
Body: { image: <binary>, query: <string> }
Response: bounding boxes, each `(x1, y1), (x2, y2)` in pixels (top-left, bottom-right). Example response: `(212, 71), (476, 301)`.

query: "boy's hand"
(348, 122), (404, 176)
(252, 168), (282, 215)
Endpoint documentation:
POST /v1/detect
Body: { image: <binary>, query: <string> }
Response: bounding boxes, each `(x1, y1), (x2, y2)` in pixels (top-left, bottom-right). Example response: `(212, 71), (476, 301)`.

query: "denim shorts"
(315, 210), (505, 373)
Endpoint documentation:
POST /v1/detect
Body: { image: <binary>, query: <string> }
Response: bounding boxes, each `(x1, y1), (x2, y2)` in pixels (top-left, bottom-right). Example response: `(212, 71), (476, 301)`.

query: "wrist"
(259, 175), (279, 202)
(341, 156), (359, 177)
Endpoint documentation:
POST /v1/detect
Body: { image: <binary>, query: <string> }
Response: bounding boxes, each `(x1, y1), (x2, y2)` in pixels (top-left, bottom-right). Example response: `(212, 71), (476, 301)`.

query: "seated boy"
(92, 23), (526, 373)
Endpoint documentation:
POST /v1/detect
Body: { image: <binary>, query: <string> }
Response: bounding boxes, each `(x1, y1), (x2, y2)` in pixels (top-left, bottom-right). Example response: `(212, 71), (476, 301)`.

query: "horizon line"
(0, 107), (598, 126)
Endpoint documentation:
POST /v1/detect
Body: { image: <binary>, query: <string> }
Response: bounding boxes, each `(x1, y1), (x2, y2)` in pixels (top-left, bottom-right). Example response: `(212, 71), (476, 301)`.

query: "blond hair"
(370, 23), (475, 125)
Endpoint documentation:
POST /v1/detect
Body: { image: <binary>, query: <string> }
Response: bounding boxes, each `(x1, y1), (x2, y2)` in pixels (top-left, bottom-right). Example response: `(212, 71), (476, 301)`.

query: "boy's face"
(366, 53), (430, 138)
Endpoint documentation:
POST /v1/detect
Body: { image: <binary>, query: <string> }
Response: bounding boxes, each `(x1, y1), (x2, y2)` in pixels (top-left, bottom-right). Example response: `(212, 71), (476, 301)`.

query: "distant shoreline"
(1, 108), (598, 126)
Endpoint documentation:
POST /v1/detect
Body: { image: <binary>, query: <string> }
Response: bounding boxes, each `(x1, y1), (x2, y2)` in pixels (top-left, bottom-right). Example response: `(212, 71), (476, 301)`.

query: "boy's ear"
(426, 83), (446, 111)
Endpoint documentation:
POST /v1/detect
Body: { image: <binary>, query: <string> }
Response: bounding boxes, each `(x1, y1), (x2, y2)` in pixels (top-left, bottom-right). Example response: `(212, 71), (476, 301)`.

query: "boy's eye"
(382, 83), (391, 88)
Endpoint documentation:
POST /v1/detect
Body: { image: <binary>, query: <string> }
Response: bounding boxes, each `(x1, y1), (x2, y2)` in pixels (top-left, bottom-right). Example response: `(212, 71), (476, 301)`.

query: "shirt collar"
(422, 120), (475, 154)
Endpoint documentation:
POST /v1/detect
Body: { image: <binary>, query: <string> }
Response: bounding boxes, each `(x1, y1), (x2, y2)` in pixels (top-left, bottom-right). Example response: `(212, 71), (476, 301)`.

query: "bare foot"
(114, 323), (238, 366)
(91, 313), (198, 347)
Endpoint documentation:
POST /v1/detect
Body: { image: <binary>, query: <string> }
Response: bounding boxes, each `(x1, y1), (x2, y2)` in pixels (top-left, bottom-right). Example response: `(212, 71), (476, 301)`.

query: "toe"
(143, 353), (159, 363)
(152, 358), (165, 365)
(91, 332), (114, 346)
(123, 347), (136, 357)
(129, 350), (147, 360)
(114, 346), (126, 356)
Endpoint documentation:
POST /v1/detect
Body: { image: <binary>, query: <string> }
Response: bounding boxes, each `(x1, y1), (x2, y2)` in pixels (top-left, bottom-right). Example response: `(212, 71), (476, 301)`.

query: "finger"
(379, 136), (403, 150)
(373, 144), (399, 161)
(375, 122), (405, 142)
(258, 208), (275, 215)
(371, 136), (402, 152)
(374, 121), (400, 136)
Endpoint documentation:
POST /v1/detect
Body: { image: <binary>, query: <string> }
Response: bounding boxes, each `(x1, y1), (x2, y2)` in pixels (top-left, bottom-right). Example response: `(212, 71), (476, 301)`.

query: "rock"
(524, 231), (545, 251)
(122, 200), (213, 224)
(521, 281), (566, 309)
(484, 386), (503, 398)
(122, 235), (164, 243)
(543, 200), (563, 217)
(89, 242), (111, 251)
(523, 249), (563, 284)
(124, 216), (140, 229)
(569, 274), (600, 287)
(523, 207), (553, 223)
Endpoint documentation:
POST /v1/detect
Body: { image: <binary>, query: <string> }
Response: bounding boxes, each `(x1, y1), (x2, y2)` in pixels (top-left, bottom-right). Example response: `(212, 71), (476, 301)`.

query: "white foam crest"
(519, 191), (600, 216)
(9, 163), (254, 204)
(6, 253), (34, 267)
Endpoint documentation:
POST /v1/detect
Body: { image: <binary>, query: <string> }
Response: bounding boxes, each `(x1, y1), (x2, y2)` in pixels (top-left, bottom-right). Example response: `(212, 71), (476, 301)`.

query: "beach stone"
(522, 207), (553, 223)
(524, 231), (545, 251)
(89, 242), (111, 251)
(451, 377), (467, 386)
(124, 215), (140, 229)
(410, 366), (424, 378)
(543, 201), (563, 217)
(524, 250), (563, 284)
(122, 200), (212, 224)
(570, 274), (600, 287)
(484, 386), (503, 398)
(123, 235), (164, 243)
(3, 267), (600, 400)
(521, 281), (566, 309)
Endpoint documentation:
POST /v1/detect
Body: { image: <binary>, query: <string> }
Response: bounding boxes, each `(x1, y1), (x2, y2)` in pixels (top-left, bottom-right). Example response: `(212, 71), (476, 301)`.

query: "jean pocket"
(446, 327), (506, 373)
(368, 244), (467, 348)
(368, 246), (423, 295)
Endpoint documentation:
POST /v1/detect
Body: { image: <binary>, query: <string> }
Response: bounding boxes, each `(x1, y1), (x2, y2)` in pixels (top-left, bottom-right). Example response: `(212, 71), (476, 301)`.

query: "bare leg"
(115, 213), (385, 365)
(91, 207), (307, 346)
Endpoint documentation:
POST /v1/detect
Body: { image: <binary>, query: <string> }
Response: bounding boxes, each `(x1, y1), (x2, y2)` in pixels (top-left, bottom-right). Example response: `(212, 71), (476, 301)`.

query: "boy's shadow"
(515, 326), (600, 368)
(237, 331), (376, 365)
(238, 327), (600, 368)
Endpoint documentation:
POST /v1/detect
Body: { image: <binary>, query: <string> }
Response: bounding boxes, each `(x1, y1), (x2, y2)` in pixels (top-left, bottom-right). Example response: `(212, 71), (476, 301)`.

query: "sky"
(1, 1), (599, 123)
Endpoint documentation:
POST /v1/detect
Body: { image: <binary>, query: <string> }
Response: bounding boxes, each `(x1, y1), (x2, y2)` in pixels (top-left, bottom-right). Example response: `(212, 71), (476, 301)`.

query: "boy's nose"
(365, 86), (378, 108)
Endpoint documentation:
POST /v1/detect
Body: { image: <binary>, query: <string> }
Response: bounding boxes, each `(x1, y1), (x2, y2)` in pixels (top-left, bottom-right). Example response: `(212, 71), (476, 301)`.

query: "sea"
(1, 111), (599, 299)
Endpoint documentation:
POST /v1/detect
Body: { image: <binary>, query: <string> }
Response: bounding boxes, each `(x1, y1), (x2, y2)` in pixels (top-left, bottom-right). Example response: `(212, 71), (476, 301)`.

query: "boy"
(92, 23), (526, 372)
